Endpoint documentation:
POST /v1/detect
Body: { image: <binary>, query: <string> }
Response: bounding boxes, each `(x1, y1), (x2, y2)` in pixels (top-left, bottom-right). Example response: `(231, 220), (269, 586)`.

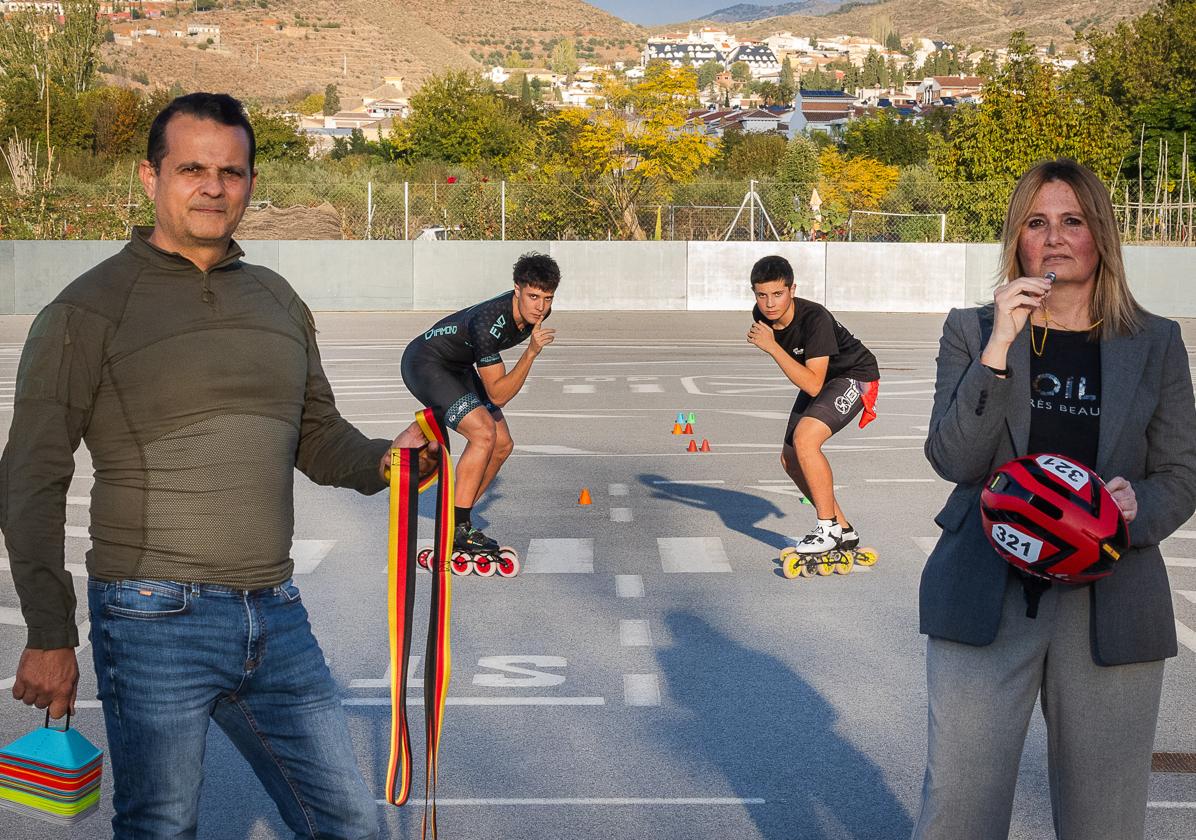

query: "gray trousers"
(912, 574), (1165, 840)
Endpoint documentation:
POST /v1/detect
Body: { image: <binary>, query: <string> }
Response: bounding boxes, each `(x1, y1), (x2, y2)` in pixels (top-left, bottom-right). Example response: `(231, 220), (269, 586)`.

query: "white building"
(727, 43), (781, 79)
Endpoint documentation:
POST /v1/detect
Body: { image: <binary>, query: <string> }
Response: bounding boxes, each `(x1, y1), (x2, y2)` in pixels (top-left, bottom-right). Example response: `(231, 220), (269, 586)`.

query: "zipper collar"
(127, 225), (245, 274)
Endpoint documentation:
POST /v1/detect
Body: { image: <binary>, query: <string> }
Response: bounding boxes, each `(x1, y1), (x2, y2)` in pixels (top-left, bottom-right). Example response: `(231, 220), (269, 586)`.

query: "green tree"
(297, 91), (325, 115)
(531, 64), (718, 239)
(697, 60), (723, 92)
(780, 56), (795, 89)
(730, 61), (752, 84)
(725, 131), (788, 178)
(391, 71), (534, 172)
(932, 33), (1128, 182)
(550, 38), (579, 77)
(520, 73), (531, 103)
(322, 83), (340, 116)
(844, 110), (929, 166)
(0, 0), (104, 93)
(767, 134), (821, 234)
(81, 85), (141, 156)
(884, 31), (902, 51)
(249, 109), (310, 162)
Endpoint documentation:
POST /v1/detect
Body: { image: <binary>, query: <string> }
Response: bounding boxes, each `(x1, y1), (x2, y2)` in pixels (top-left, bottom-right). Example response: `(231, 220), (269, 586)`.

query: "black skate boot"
(453, 524), (499, 554)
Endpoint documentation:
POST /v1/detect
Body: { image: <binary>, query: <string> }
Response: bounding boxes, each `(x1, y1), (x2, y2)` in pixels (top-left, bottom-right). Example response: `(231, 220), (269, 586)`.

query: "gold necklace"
(1031, 305), (1105, 357)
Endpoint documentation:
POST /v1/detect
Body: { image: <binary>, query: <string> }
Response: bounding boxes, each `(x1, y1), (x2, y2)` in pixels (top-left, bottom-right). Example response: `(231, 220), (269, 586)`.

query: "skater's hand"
(381, 421), (443, 483)
(529, 317), (555, 356)
(747, 320), (779, 354)
(990, 275), (1052, 346)
(1105, 476), (1137, 523)
(12, 648), (77, 719)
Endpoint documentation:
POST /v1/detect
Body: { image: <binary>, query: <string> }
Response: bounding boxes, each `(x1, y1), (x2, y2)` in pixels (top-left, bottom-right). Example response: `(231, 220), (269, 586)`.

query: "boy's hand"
(529, 317), (556, 356)
(747, 320), (779, 353)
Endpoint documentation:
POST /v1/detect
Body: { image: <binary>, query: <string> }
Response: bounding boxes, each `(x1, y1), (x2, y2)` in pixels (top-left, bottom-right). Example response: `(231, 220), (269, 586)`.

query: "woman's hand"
(991, 276), (1053, 346)
(1106, 476), (1137, 523)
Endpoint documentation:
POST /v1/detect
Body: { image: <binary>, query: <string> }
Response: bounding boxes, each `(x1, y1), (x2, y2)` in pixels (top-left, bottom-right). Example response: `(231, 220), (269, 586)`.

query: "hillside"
(702, 0), (1157, 50)
(100, 0), (645, 104)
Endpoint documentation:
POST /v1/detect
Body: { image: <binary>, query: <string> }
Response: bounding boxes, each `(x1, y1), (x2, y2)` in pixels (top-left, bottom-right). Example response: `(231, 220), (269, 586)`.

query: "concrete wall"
(2, 240), (1192, 317)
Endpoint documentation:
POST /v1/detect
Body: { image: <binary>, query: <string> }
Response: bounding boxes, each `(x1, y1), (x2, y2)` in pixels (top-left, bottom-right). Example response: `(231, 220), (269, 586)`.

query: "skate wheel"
(495, 547), (520, 578)
(817, 557), (835, 576)
(834, 553), (854, 575)
(450, 554), (472, 576)
(855, 548), (879, 567)
(416, 548), (432, 570)
(474, 555), (496, 577)
(781, 552), (802, 580)
(797, 560), (816, 578)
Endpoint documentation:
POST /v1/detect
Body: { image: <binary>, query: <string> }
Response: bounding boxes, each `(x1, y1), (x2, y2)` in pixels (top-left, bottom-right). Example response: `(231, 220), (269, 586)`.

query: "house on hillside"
(686, 105), (785, 138)
(788, 89), (855, 139)
(643, 38), (725, 69)
(920, 75), (984, 103)
(726, 43), (781, 79)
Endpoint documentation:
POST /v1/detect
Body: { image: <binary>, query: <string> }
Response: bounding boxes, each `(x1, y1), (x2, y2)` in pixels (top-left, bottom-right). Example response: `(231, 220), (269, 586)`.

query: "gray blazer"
(920, 306), (1196, 665)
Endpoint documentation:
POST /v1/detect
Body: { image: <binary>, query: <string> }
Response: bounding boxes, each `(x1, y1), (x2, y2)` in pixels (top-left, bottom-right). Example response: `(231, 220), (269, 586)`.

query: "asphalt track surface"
(0, 310), (1193, 840)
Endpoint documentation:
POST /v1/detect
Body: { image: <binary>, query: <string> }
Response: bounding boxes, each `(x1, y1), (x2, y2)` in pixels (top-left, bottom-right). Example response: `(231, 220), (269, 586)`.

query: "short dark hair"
(146, 92), (256, 172)
(513, 252), (560, 292)
(750, 255), (794, 287)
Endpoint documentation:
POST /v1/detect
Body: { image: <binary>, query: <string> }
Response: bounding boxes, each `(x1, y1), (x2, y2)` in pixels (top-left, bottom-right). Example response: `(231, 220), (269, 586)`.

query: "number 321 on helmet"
(980, 453), (1129, 584)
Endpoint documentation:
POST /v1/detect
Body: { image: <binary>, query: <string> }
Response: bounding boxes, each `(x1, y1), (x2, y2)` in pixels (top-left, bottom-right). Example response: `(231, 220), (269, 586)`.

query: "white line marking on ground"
(65, 526), (88, 539)
(608, 483), (629, 496)
(503, 411), (635, 419)
(0, 607), (25, 626)
(515, 445), (601, 456)
(1177, 591), (1196, 606)
(631, 384), (664, 393)
(624, 674), (662, 706)
(344, 697), (605, 706)
(1175, 620), (1196, 655)
(387, 797), (767, 806)
(914, 537), (939, 557)
(658, 537), (732, 573)
(66, 496), (89, 506)
(866, 478), (936, 483)
(292, 540), (336, 574)
(1148, 802), (1196, 809)
(0, 558), (87, 578)
(1172, 530), (1196, 539)
(616, 575), (644, 598)
(525, 539), (594, 573)
(620, 620), (652, 647)
(611, 508), (633, 523)
(564, 384), (596, 394)
(722, 410), (790, 420)
(651, 479), (725, 485)
(1165, 558), (1196, 568)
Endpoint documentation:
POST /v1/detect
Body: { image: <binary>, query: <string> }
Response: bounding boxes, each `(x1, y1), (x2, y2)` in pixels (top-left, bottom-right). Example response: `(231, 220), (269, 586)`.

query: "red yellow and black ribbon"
(385, 408), (453, 838)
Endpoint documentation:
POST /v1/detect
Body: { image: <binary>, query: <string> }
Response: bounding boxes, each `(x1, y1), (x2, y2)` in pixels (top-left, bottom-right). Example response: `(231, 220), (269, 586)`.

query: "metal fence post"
(501, 180), (506, 241)
(404, 181), (409, 241)
(750, 179), (756, 242)
(366, 181), (373, 240)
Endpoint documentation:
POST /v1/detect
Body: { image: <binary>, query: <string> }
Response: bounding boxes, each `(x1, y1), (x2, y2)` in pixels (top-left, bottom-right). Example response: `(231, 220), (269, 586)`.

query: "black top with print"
(409, 290), (535, 370)
(1027, 325), (1102, 469)
(753, 298), (878, 382)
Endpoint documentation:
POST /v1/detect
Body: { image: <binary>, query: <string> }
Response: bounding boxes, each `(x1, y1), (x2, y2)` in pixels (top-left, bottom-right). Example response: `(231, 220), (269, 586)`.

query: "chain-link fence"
(2, 178), (1193, 244)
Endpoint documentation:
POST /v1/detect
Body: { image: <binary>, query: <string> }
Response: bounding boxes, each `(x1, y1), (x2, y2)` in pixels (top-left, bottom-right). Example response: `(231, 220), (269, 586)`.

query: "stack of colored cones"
(0, 715), (102, 825)
(674, 411), (711, 452)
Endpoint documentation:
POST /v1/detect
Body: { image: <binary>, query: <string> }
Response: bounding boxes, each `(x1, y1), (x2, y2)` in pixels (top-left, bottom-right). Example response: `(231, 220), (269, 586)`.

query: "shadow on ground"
(639, 473), (791, 552)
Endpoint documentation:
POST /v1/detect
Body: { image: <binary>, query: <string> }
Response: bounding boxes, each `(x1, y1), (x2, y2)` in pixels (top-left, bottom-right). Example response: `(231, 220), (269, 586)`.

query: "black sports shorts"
(401, 346), (501, 430)
(782, 376), (871, 444)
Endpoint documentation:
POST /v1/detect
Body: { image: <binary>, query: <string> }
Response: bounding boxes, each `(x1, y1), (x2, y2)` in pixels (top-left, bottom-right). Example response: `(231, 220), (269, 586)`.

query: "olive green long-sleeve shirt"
(0, 228), (390, 649)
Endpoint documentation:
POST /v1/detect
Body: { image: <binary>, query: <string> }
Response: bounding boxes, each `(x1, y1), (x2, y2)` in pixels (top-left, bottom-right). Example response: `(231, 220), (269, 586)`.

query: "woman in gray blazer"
(912, 159), (1196, 840)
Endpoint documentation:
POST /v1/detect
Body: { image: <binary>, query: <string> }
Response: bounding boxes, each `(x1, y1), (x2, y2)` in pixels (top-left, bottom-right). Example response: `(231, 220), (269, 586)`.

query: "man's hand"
(380, 420), (443, 483)
(747, 320), (779, 354)
(12, 648), (78, 719)
(529, 317), (556, 356)
(1106, 476), (1137, 523)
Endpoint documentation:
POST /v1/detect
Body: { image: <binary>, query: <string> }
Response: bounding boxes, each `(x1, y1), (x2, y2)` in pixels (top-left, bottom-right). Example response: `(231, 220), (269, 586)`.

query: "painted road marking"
(525, 539), (594, 573)
(0, 558), (87, 578)
(914, 537), (939, 557)
(564, 384), (596, 394)
(620, 620), (652, 647)
(611, 508), (633, 523)
(608, 483), (629, 496)
(651, 479), (725, 485)
(1172, 530), (1196, 539)
(1177, 591), (1196, 605)
(866, 478), (937, 483)
(631, 384), (664, 393)
(616, 575), (644, 598)
(515, 445), (600, 456)
(624, 674), (662, 707)
(67, 496), (89, 506)
(1166, 558), (1196, 568)
(658, 537), (732, 573)
(344, 697), (605, 707)
(292, 540), (335, 573)
(65, 526), (89, 539)
(1176, 621), (1196, 655)
(387, 797), (767, 806)
(1148, 802), (1196, 809)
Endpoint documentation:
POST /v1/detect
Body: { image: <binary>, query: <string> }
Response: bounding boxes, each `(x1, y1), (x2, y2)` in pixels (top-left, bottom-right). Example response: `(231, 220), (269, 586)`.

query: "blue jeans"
(88, 578), (379, 840)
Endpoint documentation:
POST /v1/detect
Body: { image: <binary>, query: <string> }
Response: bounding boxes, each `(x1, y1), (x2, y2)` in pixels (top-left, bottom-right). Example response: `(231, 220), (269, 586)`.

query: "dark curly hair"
(513, 252), (561, 292)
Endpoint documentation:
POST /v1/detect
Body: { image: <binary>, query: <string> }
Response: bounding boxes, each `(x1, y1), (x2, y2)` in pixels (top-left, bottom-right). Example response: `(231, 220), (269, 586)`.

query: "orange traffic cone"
(700, 439), (711, 452)
(687, 439), (698, 453)
(682, 422), (694, 435)
(671, 422), (684, 435)
(578, 488), (592, 505)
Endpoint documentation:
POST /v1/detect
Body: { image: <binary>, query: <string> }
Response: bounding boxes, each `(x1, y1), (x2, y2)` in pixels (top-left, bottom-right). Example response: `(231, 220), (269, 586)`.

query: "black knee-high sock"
(454, 506), (472, 528)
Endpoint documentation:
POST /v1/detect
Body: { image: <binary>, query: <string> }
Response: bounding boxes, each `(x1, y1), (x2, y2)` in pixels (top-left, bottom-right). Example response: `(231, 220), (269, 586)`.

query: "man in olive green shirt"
(0, 93), (436, 838)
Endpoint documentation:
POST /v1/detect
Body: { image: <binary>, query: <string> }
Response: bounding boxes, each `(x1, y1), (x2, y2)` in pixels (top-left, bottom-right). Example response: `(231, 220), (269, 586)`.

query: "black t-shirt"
(408, 290), (535, 371)
(1027, 325), (1101, 469)
(753, 298), (879, 382)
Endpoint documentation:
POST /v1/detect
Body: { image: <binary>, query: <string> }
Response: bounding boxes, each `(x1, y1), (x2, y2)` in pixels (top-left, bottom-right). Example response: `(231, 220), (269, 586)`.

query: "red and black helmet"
(980, 453), (1129, 584)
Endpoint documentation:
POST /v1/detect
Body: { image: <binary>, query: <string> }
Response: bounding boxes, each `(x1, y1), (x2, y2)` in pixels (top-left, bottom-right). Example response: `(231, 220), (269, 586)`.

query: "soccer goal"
(847, 210), (948, 242)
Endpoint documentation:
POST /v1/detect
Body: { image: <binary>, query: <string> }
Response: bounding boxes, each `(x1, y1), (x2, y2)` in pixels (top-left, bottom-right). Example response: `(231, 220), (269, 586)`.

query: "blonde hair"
(997, 159), (1143, 339)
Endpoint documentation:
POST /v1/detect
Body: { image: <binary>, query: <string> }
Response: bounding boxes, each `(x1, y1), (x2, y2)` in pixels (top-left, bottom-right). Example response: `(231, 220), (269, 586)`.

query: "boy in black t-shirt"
(401, 252), (559, 553)
(746, 255), (880, 554)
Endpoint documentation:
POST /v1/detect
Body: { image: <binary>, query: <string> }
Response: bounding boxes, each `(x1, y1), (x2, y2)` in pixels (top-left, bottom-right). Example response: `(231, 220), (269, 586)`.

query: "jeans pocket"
(103, 580), (190, 620)
(279, 580), (302, 604)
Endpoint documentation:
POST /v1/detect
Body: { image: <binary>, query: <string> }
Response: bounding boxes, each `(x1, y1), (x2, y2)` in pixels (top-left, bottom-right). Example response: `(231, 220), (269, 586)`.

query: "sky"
(587, 0), (784, 27)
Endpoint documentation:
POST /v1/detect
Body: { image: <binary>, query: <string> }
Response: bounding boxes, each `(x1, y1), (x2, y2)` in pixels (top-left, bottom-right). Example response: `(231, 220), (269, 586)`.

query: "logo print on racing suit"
(834, 381), (861, 415)
(490, 314), (506, 340)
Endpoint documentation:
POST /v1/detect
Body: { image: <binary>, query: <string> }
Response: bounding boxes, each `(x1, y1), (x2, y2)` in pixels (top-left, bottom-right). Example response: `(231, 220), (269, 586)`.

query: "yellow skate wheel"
(779, 546), (797, 564)
(798, 559), (816, 578)
(834, 552), (855, 575)
(855, 548), (879, 567)
(782, 552), (802, 579)
(817, 557), (835, 576)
